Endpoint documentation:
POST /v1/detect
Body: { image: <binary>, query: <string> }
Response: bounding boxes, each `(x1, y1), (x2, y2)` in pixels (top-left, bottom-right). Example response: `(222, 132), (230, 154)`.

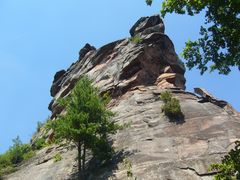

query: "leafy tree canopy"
(146, 0), (240, 74)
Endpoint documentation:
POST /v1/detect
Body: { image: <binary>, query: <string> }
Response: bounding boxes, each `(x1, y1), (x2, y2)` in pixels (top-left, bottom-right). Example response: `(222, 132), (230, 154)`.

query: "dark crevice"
(119, 60), (142, 80)
(178, 167), (219, 177)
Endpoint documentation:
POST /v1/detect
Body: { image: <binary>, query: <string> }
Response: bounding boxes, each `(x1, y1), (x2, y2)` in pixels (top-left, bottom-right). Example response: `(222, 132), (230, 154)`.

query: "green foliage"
(0, 136), (35, 178)
(53, 153), (62, 162)
(148, 0), (240, 74)
(210, 141), (240, 180)
(160, 91), (182, 118)
(0, 119), (50, 178)
(123, 158), (137, 180)
(23, 151), (36, 161)
(0, 153), (12, 178)
(48, 76), (120, 176)
(145, 0), (153, 6)
(130, 36), (142, 44)
(8, 136), (30, 165)
(0, 166), (16, 179)
(33, 138), (46, 150)
(36, 121), (44, 133)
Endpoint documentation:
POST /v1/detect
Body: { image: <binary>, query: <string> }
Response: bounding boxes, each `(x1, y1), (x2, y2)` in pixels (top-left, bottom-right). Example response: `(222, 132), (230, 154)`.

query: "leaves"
(145, 0), (153, 6)
(48, 76), (120, 172)
(0, 136), (34, 178)
(160, 91), (183, 118)
(150, 0), (240, 74)
(210, 141), (240, 179)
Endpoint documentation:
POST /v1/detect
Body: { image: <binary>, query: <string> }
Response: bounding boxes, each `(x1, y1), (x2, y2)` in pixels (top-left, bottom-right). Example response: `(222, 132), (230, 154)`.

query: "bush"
(129, 36), (142, 44)
(23, 151), (36, 161)
(33, 138), (46, 150)
(210, 141), (240, 180)
(0, 153), (12, 168)
(160, 91), (182, 118)
(8, 137), (30, 165)
(36, 121), (44, 133)
(0, 165), (16, 179)
(0, 136), (36, 178)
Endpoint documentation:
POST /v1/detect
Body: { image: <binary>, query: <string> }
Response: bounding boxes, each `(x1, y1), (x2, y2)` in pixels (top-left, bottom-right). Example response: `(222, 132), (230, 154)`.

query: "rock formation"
(5, 15), (240, 180)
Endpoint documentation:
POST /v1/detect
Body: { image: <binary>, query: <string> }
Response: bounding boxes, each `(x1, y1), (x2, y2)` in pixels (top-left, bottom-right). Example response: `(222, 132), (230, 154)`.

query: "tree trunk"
(78, 142), (82, 180)
(82, 141), (86, 178)
(83, 142), (86, 171)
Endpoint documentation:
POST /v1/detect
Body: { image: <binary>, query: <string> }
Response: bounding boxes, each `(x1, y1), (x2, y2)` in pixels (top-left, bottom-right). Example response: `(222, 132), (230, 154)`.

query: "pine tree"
(48, 76), (119, 179)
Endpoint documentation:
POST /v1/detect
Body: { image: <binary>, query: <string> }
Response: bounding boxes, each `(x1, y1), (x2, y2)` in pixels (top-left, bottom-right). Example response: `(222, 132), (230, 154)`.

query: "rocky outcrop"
(50, 70), (66, 97)
(48, 15), (185, 116)
(92, 86), (240, 180)
(78, 43), (96, 61)
(5, 15), (240, 180)
(130, 14), (165, 37)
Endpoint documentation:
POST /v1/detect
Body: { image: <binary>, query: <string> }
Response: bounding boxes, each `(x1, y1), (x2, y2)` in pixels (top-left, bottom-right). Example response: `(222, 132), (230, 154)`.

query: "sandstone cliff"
(5, 15), (240, 180)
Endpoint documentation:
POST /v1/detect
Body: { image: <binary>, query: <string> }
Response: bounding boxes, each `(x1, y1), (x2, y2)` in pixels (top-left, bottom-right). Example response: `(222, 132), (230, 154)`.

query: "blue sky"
(0, 0), (239, 153)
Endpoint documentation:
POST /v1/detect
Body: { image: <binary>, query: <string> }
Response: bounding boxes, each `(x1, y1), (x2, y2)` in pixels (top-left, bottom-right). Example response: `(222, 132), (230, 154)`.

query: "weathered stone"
(48, 23), (185, 114)
(130, 14), (165, 37)
(5, 144), (77, 180)
(194, 87), (228, 108)
(78, 43), (96, 60)
(50, 70), (66, 97)
(5, 15), (240, 180)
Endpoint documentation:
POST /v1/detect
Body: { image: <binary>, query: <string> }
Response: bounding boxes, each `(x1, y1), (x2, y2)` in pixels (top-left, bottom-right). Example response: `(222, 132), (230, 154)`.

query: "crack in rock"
(178, 167), (219, 177)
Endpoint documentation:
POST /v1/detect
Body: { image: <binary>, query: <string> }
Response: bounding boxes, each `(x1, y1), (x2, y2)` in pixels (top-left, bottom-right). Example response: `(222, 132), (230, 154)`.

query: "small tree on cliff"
(48, 76), (119, 178)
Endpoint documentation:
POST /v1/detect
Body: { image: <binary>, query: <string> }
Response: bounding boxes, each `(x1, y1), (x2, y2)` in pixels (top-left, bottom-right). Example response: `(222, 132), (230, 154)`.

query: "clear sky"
(0, 0), (239, 153)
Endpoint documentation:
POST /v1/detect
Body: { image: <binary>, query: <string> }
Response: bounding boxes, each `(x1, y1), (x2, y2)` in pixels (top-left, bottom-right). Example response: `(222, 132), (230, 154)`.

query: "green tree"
(147, 0), (240, 74)
(8, 136), (30, 164)
(0, 136), (33, 178)
(48, 76), (119, 179)
(210, 141), (240, 180)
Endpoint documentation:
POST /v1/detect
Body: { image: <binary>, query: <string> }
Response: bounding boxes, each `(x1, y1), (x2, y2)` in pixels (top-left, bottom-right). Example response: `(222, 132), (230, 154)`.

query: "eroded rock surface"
(130, 14), (165, 37)
(48, 15), (185, 117)
(5, 15), (240, 180)
(93, 86), (240, 180)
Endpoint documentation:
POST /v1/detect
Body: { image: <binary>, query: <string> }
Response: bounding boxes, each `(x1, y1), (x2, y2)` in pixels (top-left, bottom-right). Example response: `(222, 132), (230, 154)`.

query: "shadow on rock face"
(68, 150), (133, 180)
(167, 113), (185, 125)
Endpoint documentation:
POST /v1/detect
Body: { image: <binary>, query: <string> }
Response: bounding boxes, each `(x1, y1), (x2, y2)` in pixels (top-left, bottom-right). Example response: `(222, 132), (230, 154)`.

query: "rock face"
(48, 15), (185, 118)
(130, 14), (165, 37)
(5, 15), (240, 180)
